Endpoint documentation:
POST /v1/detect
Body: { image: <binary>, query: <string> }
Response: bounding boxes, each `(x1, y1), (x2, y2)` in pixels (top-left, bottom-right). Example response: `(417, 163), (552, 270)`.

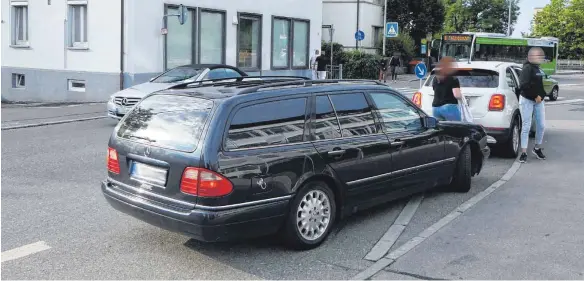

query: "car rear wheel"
(282, 181), (336, 250)
(500, 117), (520, 158)
(449, 145), (472, 193)
(549, 87), (559, 101)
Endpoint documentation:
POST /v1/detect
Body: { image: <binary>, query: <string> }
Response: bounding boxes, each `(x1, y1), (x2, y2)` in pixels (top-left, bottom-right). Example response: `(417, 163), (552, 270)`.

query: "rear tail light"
(412, 92), (422, 107)
(107, 147), (120, 174)
(180, 167), (233, 197)
(488, 94), (505, 111)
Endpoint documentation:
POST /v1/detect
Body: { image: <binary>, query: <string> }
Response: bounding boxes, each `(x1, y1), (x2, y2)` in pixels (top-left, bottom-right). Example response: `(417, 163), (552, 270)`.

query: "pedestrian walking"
(431, 57), (463, 121)
(518, 47), (547, 163)
(310, 50), (319, 80)
(378, 57), (389, 82)
(315, 51), (328, 80)
(389, 54), (401, 83)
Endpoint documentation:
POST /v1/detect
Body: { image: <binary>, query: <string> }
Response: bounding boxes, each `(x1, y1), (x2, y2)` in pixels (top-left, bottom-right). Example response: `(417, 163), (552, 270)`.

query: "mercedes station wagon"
(102, 78), (490, 249)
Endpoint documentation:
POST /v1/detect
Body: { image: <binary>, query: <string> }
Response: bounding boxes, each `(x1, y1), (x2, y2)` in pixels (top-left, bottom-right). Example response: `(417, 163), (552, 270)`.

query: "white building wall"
(322, 0), (383, 54)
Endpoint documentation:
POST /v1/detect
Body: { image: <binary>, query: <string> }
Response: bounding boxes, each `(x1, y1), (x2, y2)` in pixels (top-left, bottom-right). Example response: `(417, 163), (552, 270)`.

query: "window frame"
(222, 95), (312, 152)
(197, 8), (227, 65)
(366, 90), (426, 135)
(236, 12), (263, 72)
(12, 73), (26, 89)
(10, 1), (29, 47)
(68, 2), (88, 49)
(68, 79), (86, 92)
(505, 67), (518, 89)
(163, 4), (197, 71)
(270, 16), (310, 70)
(372, 25), (383, 49)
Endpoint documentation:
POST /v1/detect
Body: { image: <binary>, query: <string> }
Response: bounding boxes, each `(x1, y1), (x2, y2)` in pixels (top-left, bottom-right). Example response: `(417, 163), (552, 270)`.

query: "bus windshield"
(440, 34), (474, 61)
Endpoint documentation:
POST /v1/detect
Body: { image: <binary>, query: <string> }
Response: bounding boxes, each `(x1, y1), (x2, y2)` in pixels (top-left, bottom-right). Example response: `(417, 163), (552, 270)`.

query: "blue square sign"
(386, 22), (399, 38)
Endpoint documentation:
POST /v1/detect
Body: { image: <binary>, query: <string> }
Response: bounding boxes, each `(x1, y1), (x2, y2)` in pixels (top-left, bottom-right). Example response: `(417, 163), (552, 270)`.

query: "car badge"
(257, 178), (267, 190)
(122, 98), (128, 106)
(144, 146), (151, 156)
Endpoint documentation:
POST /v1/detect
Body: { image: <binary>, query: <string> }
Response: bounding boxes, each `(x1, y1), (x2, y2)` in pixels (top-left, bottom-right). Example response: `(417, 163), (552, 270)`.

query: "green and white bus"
(432, 32), (559, 75)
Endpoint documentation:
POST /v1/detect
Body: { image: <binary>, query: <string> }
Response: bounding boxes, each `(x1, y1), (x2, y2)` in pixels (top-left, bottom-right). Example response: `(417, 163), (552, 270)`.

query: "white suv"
(412, 62), (523, 158)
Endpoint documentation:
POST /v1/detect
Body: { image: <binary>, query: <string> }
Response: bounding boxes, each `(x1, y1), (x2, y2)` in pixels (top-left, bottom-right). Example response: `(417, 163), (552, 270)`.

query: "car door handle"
(328, 150), (346, 156)
(391, 141), (405, 146)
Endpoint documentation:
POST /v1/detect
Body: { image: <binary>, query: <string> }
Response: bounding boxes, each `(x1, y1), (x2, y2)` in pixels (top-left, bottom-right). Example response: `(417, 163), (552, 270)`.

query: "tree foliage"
(384, 33), (416, 61)
(443, 0), (520, 34)
(385, 0), (445, 45)
(532, 0), (584, 59)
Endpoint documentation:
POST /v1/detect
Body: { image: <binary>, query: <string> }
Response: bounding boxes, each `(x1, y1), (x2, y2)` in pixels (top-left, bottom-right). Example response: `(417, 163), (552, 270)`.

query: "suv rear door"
(309, 92), (395, 203)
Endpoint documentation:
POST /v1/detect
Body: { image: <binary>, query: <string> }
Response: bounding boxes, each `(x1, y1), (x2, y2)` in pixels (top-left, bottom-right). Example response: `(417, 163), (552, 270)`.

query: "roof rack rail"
(168, 75), (309, 90)
(236, 79), (387, 95)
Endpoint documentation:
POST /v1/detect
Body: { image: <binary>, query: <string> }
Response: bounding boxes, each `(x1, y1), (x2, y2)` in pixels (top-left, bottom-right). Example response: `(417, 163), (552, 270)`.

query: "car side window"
(328, 93), (378, 137)
(313, 95), (342, 140)
(225, 98), (307, 150)
(368, 92), (423, 133)
(506, 68), (518, 89)
(206, 69), (227, 80)
(224, 69), (242, 79)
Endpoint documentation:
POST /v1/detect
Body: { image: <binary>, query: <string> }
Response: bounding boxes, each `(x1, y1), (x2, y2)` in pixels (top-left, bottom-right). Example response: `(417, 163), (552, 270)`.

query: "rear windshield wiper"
(126, 134), (157, 143)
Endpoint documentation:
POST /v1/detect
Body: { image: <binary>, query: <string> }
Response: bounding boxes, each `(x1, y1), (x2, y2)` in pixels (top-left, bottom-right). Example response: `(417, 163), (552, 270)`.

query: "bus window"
(441, 42), (471, 61)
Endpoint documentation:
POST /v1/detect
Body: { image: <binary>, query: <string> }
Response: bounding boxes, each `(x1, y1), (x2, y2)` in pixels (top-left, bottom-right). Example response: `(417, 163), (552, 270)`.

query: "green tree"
(532, 0), (584, 59)
(385, 0), (445, 46)
(443, 0), (520, 34)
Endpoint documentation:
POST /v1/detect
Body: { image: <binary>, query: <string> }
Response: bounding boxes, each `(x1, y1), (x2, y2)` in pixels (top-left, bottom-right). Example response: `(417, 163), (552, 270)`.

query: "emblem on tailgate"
(144, 146), (151, 156)
(257, 178), (267, 190)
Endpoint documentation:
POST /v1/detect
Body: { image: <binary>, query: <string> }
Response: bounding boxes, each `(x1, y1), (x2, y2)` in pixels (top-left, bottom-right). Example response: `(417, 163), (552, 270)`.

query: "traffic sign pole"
(382, 0), (388, 56)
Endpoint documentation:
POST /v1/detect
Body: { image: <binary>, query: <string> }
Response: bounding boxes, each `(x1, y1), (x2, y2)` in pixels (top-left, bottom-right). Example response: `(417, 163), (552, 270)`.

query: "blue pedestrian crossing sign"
(415, 63), (427, 79)
(355, 30), (365, 41)
(386, 22), (399, 38)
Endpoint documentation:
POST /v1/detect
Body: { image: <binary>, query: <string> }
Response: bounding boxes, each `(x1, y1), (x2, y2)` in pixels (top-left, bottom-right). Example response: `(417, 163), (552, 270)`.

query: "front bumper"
(101, 180), (289, 242)
(107, 101), (123, 120)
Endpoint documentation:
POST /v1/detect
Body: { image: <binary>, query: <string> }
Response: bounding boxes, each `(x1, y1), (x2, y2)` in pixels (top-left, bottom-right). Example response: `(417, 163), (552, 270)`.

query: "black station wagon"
(102, 78), (490, 249)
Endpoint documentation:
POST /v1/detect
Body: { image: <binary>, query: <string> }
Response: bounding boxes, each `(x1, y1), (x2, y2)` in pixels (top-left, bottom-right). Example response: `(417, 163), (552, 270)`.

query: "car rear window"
(425, 69), (499, 88)
(116, 95), (213, 152)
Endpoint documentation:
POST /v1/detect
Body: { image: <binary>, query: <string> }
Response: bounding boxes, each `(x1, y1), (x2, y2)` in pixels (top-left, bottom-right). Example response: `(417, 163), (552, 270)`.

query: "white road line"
(364, 195), (424, 261)
(1, 241), (51, 263)
(547, 98), (584, 106)
(560, 84), (584, 87)
(352, 161), (523, 280)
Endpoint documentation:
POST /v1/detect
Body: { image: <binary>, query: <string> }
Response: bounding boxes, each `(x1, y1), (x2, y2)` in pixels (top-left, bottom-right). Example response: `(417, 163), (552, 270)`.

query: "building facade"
(322, 0), (384, 54)
(1, 0), (323, 102)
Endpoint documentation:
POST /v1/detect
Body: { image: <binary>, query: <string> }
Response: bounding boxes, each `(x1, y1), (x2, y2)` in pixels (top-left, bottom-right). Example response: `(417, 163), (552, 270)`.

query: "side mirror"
(423, 116), (438, 129)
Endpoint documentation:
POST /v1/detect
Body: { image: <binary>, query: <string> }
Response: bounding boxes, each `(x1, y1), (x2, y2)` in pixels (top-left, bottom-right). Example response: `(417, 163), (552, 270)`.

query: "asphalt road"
(2, 75), (583, 279)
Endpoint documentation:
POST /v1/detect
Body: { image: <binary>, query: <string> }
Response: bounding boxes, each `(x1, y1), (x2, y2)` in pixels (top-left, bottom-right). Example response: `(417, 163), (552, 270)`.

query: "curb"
(351, 161), (523, 280)
(1, 116), (108, 130)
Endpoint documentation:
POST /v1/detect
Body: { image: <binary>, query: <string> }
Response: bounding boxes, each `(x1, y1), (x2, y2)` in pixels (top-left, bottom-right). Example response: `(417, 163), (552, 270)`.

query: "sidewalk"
(1, 103), (107, 129)
(384, 103), (584, 279)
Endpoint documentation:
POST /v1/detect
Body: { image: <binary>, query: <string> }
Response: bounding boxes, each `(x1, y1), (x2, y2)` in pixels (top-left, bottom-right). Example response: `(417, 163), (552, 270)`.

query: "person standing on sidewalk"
(389, 54), (401, 83)
(310, 50), (319, 80)
(315, 51), (328, 80)
(378, 57), (389, 82)
(432, 57), (463, 121)
(518, 47), (547, 163)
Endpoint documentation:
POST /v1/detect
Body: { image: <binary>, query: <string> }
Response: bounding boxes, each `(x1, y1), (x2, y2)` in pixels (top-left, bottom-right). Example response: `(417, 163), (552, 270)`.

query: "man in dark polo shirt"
(432, 57), (463, 121)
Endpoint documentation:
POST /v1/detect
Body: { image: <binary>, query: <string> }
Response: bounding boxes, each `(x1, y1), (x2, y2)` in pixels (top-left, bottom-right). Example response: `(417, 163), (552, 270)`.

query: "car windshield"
(425, 69), (499, 88)
(151, 66), (202, 83)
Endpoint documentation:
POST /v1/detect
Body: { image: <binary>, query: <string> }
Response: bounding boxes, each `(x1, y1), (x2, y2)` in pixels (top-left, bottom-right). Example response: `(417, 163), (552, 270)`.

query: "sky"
(512, 0), (551, 36)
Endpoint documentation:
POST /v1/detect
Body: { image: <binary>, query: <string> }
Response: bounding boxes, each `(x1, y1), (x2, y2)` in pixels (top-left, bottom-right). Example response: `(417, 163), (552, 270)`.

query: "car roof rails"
(236, 79), (387, 95)
(168, 75), (310, 90)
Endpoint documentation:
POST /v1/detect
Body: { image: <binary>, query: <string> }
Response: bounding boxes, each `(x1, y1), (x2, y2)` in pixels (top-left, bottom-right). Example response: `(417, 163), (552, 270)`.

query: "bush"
(342, 51), (383, 80)
(384, 33), (416, 63)
(320, 41), (345, 66)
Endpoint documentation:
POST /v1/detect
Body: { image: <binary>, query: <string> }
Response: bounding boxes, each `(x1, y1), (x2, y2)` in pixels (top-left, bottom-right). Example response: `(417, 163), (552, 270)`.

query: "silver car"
(107, 64), (247, 120)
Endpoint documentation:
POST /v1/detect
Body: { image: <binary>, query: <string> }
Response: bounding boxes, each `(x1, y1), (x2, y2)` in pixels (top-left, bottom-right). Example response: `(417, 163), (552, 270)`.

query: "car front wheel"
(282, 181), (336, 250)
(449, 145), (472, 193)
(549, 87), (559, 101)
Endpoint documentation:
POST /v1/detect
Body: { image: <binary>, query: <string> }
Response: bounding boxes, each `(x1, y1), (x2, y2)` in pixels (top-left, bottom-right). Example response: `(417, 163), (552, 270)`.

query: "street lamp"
(507, 0), (512, 36)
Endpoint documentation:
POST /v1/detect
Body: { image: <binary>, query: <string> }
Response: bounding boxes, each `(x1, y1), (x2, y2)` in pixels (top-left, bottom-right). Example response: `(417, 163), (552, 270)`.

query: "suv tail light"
(180, 167), (233, 197)
(488, 94), (505, 111)
(107, 147), (120, 174)
(412, 92), (422, 107)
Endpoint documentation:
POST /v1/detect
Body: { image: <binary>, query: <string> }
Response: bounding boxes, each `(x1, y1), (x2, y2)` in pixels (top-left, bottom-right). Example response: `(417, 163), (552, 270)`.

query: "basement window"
(12, 73), (25, 88)
(68, 79), (86, 92)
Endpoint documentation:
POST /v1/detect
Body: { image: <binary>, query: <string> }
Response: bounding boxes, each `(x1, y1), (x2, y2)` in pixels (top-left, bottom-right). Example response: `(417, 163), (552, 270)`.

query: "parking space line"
(1, 116), (107, 130)
(1, 241), (51, 263)
(546, 99), (584, 106)
(364, 195), (424, 261)
(352, 161), (523, 280)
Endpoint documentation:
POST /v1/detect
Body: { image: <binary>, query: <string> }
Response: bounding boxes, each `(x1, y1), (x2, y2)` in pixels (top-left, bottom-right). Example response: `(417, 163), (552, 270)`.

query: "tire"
(282, 181), (336, 250)
(549, 86), (559, 101)
(449, 145), (472, 193)
(500, 117), (520, 158)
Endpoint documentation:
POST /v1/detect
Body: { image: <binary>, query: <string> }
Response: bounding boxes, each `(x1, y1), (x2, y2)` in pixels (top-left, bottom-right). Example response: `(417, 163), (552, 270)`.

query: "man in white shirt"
(310, 50), (319, 80)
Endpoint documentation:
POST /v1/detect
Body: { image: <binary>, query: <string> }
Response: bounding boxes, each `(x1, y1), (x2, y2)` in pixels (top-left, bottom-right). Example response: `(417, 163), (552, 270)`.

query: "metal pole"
(507, 0), (512, 36)
(330, 27), (334, 77)
(382, 0), (387, 56)
(356, 0), (360, 50)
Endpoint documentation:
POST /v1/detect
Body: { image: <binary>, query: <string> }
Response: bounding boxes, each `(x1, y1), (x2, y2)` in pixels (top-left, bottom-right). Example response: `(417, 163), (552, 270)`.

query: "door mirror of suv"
(423, 116), (438, 129)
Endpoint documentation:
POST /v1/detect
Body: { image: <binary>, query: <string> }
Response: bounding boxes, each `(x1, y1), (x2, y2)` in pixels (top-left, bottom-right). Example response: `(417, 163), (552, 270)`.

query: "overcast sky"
(512, 0), (551, 36)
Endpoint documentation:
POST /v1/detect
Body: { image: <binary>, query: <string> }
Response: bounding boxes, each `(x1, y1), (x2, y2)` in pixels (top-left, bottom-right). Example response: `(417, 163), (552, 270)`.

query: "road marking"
(1, 116), (107, 130)
(352, 161), (523, 280)
(560, 84), (584, 87)
(1, 241), (51, 263)
(364, 195), (424, 261)
(546, 98), (584, 106)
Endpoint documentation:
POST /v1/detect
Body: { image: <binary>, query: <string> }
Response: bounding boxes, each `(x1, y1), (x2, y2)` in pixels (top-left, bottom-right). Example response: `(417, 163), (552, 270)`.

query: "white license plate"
(116, 107), (130, 115)
(130, 162), (167, 186)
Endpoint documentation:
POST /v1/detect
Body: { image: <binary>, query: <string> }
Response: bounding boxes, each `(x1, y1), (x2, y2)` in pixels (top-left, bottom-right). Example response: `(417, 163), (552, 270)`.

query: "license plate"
(116, 107), (129, 115)
(130, 162), (168, 187)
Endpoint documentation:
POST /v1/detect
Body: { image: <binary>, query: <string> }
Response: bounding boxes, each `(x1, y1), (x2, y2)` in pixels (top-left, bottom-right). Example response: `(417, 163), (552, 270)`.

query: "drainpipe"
(356, 0), (360, 50)
(119, 0), (125, 90)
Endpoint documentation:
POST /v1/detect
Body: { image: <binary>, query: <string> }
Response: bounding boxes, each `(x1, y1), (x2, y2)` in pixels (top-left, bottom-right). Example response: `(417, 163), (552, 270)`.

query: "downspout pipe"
(120, 0), (125, 90)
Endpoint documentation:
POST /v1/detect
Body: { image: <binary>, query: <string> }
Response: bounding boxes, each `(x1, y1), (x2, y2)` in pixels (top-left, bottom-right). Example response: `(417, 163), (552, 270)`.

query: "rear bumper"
(101, 180), (290, 242)
(484, 128), (510, 144)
